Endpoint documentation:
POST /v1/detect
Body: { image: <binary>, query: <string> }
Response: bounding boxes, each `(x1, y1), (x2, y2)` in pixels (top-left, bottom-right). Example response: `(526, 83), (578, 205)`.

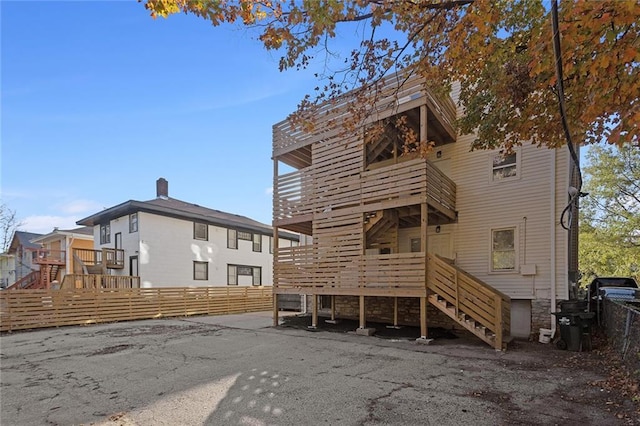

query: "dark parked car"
(586, 276), (639, 312)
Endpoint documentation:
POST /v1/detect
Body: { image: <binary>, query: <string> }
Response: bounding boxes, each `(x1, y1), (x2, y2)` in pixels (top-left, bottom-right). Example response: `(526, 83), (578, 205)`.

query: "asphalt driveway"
(0, 312), (637, 425)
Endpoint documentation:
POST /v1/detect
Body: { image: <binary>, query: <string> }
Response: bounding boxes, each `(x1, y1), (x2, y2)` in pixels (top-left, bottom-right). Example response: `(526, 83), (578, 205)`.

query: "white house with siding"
(77, 178), (298, 288)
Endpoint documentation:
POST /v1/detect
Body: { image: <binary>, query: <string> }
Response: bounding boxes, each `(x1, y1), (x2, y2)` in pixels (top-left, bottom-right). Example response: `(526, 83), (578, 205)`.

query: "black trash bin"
(552, 311), (595, 351)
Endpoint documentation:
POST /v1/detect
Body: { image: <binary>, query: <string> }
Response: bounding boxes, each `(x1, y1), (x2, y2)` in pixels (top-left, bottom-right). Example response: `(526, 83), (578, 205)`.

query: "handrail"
(428, 253), (511, 349)
(6, 271), (41, 290)
(28, 248), (66, 265)
(73, 248), (125, 269)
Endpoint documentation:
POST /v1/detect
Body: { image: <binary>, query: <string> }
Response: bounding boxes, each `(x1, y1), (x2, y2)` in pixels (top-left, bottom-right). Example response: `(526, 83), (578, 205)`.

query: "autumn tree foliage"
(579, 144), (640, 283)
(142, 0), (638, 151)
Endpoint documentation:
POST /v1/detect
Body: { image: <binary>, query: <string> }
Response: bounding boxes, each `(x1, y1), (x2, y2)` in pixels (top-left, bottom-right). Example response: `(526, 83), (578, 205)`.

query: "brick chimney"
(156, 178), (168, 199)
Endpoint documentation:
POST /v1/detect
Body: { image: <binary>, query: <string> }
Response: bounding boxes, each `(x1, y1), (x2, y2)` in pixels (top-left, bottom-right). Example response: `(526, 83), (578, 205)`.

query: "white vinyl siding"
(444, 81), (570, 299)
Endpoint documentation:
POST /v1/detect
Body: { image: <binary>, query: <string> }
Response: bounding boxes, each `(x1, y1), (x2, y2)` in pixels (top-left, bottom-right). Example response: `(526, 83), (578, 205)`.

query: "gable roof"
(31, 226), (94, 244)
(77, 197), (298, 239)
(7, 231), (44, 254)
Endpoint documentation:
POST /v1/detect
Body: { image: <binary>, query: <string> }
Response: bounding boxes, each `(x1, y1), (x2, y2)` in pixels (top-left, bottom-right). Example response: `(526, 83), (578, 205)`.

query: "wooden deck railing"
(0, 287), (273, 332)
(427, 254), (511, 349)
(29, 249), (66, 265)
(6, 271), (41, 290)
(274, 246), (427, 296)
(361, 158), (456, 220)
(273, 166), (315, 222)
(74, 248), (125, 269)
(61, 274), (140, 289)
(274, 158), (456, 224)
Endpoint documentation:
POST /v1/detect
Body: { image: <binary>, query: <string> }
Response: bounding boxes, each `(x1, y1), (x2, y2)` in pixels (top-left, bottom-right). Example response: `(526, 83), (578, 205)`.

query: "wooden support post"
(393, 297), (398, 327)
(495, 295), (503, 351)
(359, 295), (366, 328)
(272, 158), (280, 328)
(331, 295), (336, 321)
(420, 296), (428, 339)
(420, 105), (428, 144)
(311, 294), (318, 328)
(273, 293), (279, 327)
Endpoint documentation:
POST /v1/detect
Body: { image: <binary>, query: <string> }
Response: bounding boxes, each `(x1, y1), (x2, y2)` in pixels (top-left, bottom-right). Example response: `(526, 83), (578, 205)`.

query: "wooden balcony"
(29, 249), (66, 266)
(362, 158), (456, 220)
(74, 248), (125, 270)
(273, 158), (456, 230)
(61, 274), (140, 289)
(274, 245), (427, 297)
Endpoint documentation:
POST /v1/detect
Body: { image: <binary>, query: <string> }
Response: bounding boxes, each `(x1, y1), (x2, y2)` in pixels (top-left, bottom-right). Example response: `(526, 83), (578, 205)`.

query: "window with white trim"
(491, 151), (519, 181)
(491, 227), (517, 271)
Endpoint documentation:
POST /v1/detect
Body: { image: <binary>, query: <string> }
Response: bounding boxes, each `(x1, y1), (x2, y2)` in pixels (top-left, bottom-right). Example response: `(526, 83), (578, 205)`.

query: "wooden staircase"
(6, 271), (41, 290)
(427, 254), (511, 350)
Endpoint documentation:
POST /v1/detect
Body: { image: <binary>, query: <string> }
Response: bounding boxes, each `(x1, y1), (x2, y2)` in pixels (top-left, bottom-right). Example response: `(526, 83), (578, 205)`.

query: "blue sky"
(1, 0), (322, 234)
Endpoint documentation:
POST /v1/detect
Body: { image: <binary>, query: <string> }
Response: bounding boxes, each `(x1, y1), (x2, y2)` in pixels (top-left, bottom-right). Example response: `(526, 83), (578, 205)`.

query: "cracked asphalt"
(0, 311), (636, 425)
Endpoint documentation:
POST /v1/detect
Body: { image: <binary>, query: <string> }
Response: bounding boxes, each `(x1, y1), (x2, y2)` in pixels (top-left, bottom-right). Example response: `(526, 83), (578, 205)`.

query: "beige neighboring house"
(76, 178), (299, 288)
(271, 73), (578, 348)
(31, 227), (94, 284)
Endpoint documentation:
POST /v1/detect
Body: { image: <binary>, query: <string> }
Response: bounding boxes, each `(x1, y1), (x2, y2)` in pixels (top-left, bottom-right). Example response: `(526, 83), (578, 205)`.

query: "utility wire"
(551, 0), (584, 231)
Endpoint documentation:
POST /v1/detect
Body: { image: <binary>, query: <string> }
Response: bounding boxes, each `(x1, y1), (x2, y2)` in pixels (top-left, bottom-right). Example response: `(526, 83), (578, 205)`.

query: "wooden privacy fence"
(0, 286), (273, 332)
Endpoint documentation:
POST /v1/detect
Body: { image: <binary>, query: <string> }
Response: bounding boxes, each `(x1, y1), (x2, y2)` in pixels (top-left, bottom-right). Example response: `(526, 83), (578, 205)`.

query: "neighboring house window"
(228, 265), (261, 286)
(193, 261), (208, 280)
(100, 224), (111, 244)
(269, 236), (273, 254)
(228, 229), (237, 249)
(253, 234), (262, 252)
(491, 151), (519, 181)
(491, 227), (517, 271)
(129, 213), (138, 233)
(292, 240), (299, 247)
(194, 222), (208, 241)
(238, 231), (252, 241)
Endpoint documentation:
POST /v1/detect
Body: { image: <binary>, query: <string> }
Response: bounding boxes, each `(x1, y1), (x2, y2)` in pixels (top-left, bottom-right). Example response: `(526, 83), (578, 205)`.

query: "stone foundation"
(319, 296), (465, 331)
(531, 298), (552, 337)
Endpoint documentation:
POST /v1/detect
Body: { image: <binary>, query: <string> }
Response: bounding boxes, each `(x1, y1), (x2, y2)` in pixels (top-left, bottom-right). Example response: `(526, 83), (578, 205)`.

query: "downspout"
(550, 150), (557, 336)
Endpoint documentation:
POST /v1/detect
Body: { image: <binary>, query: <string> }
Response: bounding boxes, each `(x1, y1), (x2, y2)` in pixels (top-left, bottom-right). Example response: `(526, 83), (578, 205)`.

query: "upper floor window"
(100, 224), (111, 244)
(129, 213), (138, 233)
(253, 234), (262, 252)
(491, 227), (517, 272)
(193, 261), (208, 280)
(491, 151), (519, 181)
(228, 229), (237, 249)
(269, 236), (273, 254)
(238, 231), (252, 241)
(194, 222), (208, 241)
